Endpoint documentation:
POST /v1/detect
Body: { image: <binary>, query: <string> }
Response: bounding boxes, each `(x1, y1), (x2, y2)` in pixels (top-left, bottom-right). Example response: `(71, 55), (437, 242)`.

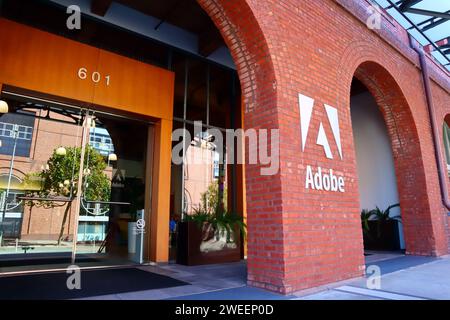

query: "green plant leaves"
(360, 203), (401, 231)
(185, 207), (247, 243)
(24, 145), (111, 204)
(184, 181), (246, 243)
(361, 209), (372, 233)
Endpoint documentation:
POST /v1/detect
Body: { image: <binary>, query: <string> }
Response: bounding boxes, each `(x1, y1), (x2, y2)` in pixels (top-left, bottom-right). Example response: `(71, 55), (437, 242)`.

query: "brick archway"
(196, 1), (283, 291)
(352, 61), (443, 256)
(196, 0), (276, 115)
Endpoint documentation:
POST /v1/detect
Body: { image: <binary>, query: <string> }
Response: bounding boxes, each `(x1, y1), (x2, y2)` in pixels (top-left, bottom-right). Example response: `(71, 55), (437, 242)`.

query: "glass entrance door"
(0, 92), (151, 273)
(0, 94), (84, 272)
(74, 110), (151, 267)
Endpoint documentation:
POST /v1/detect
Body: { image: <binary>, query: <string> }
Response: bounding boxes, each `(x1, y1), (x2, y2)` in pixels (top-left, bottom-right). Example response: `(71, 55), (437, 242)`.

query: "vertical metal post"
(181, 59), (188, 220)
(167, 48), (173, 71)
(71, 114), (90, 264)
(206, 65), (211, 207)
(5, 125), (19, 205)
(0, 124), (19, 245)
(206, 65), (210, 127)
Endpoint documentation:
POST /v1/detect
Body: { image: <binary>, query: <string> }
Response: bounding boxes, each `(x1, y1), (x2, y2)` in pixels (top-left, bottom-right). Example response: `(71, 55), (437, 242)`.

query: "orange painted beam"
(150, 119), (173, 262)
(0, 19), (96, 104)
(93, 49), (174, 120)
(0, 18), (174, 121)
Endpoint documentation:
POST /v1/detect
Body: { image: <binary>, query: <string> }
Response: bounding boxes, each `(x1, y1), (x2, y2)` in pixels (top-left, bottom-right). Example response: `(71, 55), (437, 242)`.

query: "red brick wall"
(433, 66), (450, 252)
(199, 0), (449, 294)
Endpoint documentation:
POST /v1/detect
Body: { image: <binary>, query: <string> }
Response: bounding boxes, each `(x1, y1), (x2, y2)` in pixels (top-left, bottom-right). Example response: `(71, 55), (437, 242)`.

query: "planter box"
(176, 221), (241, 266)
(363, 220), (400, 251)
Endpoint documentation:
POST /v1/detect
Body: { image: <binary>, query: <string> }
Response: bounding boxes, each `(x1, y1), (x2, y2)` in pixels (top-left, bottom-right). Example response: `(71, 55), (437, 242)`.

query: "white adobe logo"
(298, 93), (342, 159)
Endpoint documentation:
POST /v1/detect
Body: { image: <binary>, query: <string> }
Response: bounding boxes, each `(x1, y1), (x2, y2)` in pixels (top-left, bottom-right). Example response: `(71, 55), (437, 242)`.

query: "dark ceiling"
(0, 0), (227, 61)
(93, 0), (225, 57)
(116, 0), (212, 34)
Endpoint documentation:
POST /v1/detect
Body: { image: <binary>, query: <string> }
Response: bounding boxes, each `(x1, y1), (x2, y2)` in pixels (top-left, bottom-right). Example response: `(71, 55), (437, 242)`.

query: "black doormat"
(0, 268), (189, 300)
(0, 256), (100, 267)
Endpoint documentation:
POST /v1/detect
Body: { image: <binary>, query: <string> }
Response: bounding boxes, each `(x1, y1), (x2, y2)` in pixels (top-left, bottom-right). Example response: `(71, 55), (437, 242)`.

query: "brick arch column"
(196, 0), (286, 292)
(352, 61), (445, 256)
(433, 86), (450, 250)
(196, 0), (277, 115)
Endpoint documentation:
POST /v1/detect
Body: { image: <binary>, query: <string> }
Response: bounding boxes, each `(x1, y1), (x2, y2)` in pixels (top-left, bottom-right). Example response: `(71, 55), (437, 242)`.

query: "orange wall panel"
(0, 18), (174, 120)
(93, 50), (174, 120)
(150, 118), (173, 262)
(0, 19), (98, 104)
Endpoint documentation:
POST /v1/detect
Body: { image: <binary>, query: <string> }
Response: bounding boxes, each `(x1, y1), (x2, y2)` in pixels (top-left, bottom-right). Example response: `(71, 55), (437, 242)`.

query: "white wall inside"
(351, 91), (405, 250)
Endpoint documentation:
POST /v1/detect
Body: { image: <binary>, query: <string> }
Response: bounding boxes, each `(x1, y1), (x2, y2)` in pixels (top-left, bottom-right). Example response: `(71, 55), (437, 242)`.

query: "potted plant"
(361, 209), (372, 238)
(176, 184), (246, 266)
(361, 203), (401, 251)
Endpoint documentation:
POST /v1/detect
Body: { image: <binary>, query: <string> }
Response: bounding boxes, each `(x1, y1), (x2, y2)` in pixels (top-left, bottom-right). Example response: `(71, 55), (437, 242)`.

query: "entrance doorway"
(350, 79), (405, 253)
(0, 90), (152, 273)
(168, 53), (244, 265)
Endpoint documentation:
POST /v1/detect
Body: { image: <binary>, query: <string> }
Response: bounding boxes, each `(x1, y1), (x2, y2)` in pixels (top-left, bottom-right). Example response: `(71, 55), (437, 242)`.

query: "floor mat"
(0, 256), (100, 267)
(0, 267), (189, 300)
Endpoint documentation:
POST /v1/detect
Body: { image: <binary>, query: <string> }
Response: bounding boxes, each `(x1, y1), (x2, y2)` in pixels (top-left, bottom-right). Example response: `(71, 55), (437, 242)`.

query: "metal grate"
(374, 0), (450, 72)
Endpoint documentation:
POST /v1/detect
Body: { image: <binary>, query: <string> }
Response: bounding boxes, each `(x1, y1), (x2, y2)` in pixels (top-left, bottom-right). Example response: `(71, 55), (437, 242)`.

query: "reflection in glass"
(184, 129), (227, 216)
(0, 96), (150, 271)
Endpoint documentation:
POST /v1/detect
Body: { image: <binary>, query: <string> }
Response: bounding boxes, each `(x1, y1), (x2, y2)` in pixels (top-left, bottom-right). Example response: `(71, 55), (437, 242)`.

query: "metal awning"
(374, 0), (450, 72)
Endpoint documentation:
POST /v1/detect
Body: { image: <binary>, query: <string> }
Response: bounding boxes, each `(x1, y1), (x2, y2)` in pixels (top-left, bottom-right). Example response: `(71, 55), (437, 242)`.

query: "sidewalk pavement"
(79, 253), (450, 300)
(293, 254), (449, 300)
(163, 254), (450, 300)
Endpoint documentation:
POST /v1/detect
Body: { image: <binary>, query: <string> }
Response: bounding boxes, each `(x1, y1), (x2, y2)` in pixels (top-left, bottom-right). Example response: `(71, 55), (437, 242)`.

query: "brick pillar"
(199, 0), (449, 294)
(198, 0), (365, 294)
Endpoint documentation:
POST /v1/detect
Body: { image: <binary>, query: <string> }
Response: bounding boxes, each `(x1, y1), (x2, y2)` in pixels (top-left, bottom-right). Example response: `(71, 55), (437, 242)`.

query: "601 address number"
(78, 67), (111, 86)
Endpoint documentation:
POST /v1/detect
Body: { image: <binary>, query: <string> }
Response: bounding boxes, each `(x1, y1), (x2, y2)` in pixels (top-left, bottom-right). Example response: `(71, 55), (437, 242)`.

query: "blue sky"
(374, 0), (450, 70)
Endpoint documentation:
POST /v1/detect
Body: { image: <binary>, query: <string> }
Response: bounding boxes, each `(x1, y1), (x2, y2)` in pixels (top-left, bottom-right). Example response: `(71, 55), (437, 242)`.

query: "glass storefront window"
(0, 112), (35, 157)
(209, 65), (233, 129)
(186, 59), (208, 124)
(0, 95), (152, 272)
(172, 52), (188, 120)
(183, 126), (228, 215)
(169, 54), (240, 255)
